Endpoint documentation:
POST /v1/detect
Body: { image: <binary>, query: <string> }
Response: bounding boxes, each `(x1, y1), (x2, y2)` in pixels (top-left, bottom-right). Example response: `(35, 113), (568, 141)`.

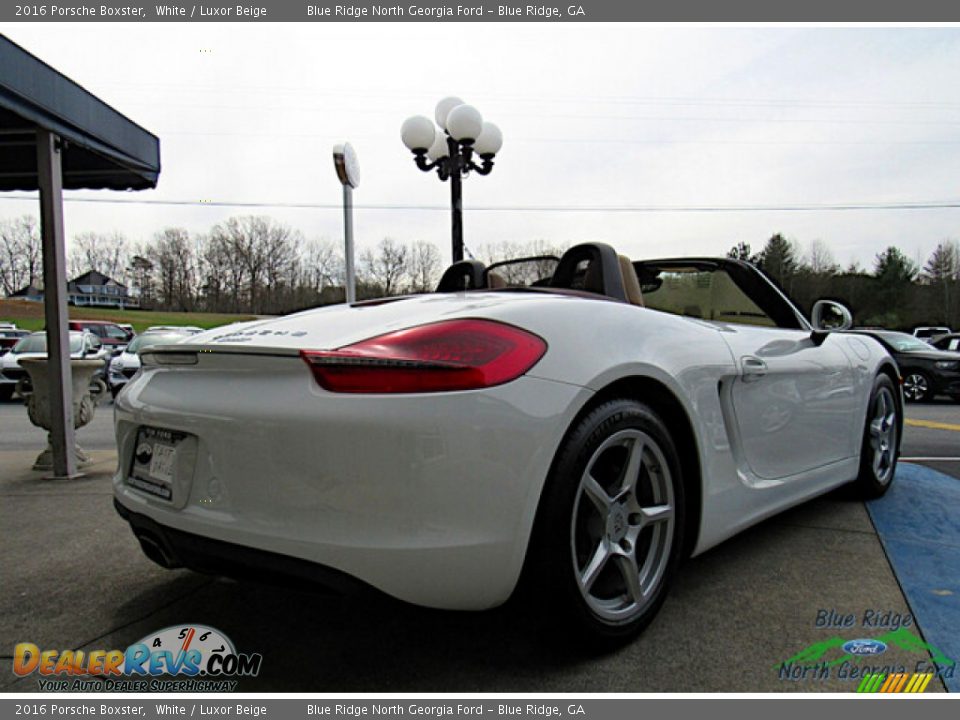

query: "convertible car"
(113, 243), (901, 642)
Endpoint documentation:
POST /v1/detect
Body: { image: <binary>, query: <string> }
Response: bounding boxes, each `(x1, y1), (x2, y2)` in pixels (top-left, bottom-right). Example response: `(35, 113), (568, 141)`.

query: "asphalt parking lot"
(1, 396), (957, 693)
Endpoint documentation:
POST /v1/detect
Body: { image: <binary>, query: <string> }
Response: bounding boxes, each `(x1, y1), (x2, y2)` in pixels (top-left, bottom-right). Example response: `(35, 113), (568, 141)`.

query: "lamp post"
(401, 97), (503, 263)
(333, 143), (360, 303)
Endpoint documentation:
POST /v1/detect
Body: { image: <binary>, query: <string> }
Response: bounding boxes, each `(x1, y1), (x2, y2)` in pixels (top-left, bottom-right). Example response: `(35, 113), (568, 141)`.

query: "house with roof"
(8, 270), (139, 308)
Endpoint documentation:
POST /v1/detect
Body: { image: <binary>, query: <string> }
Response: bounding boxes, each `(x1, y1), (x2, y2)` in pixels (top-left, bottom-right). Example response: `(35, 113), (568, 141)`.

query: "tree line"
(729, 234), (960, 331)
(1, 213), (957, 329)
(0, 214), (566, 315)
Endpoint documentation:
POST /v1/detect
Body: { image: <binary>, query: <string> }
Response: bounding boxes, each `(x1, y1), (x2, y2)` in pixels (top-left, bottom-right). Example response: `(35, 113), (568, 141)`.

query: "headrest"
(550, 242), (628, 302)
(436, 260), (486, 292)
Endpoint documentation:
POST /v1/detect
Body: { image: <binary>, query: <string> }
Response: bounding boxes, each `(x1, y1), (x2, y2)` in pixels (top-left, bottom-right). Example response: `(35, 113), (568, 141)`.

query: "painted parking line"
(867, 463), (960, 693)
(905, 418), (960, 432)
(901, 457), (960, 463)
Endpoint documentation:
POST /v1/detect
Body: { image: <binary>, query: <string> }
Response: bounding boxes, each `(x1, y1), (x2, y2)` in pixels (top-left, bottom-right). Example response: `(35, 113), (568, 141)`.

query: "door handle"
(741, 356), (767, 382)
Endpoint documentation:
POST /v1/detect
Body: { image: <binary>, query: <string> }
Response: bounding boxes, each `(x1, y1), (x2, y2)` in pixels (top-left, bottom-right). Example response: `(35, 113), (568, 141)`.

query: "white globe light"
(426, 129), (449, 161)
(446, 104), (483, 143)
(401, 115), (437, 152)
(434, 96), (465, 129)
(474, 122), (503, 156)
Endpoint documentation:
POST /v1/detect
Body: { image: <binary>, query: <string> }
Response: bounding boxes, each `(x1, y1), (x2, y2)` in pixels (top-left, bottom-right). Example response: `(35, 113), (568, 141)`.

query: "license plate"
(127, 427), (188, 501)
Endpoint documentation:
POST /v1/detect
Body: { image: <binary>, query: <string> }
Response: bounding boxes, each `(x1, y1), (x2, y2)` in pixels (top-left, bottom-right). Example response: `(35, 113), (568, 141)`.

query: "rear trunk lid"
(161, 292), (560, 356)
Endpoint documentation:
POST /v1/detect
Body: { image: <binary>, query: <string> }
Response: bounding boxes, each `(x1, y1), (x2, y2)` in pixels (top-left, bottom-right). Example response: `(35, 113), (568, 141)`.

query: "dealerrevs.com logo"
(13, 624), (262, 692)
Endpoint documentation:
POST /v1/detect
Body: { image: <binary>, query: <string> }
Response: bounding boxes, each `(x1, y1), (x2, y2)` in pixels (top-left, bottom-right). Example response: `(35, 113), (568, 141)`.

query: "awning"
(0, 32), (162, 479)
(0, 34), (160, 191)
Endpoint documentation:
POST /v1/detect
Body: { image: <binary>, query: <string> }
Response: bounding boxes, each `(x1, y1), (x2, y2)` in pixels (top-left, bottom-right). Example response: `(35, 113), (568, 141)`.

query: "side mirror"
(810, 300), (852, 346)
(811, 300), (853, 332)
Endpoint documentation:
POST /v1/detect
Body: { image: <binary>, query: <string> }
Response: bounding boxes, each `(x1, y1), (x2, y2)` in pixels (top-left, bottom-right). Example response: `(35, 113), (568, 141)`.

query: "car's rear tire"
(0, 385), (13, 402)
(854, 374), (900, 499)
(527, 399), (685, 645)
(902, 371), (931, 402)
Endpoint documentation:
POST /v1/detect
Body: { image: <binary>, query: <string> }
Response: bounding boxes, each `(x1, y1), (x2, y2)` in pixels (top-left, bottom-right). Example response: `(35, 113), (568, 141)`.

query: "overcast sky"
(3, 24), (960, 269)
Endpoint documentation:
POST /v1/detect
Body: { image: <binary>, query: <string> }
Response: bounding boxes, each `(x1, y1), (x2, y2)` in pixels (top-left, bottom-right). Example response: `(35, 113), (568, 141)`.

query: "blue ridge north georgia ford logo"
(841, 639), (889, 656)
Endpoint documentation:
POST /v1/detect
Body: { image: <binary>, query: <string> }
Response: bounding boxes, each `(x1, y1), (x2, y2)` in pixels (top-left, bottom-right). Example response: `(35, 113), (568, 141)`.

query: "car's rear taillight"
(300, 319), (547, 393)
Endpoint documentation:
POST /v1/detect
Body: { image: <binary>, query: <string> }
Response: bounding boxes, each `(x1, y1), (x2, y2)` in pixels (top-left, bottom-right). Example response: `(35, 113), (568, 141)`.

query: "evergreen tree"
(757, 234), (799, 290)
(922, 240), (959, 327)
(870, 246), (918, 327)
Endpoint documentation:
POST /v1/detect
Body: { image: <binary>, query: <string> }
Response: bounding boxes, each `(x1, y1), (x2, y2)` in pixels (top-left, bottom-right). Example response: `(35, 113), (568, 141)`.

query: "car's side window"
(640, 267), (777, 328)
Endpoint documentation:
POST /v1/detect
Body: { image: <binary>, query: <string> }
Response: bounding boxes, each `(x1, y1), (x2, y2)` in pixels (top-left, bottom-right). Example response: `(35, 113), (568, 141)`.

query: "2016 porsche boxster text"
(113, 243), (901, 641)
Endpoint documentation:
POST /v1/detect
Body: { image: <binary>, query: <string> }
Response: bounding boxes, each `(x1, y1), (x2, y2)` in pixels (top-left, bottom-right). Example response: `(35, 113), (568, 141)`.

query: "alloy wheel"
(570, 429), (675, 623)
(902, 373), (928, 402)
(869, 386), (898, 485)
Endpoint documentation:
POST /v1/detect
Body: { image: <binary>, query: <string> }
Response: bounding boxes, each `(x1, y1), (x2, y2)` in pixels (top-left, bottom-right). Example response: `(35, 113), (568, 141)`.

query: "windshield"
(126, 333), (184, 353)
(13, 334), (84, 354)
(877, 332), (934, 352)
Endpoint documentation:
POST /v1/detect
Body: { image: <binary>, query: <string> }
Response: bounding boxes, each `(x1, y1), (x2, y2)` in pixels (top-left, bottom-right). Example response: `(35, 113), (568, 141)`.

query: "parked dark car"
(853, 330), (960, 402)
(931, 333), (960, 353)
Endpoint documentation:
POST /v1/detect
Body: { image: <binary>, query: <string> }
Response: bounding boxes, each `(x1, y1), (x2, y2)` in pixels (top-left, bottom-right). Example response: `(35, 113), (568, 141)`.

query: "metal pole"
(36, 129), (77, 479)
(343, 184), (356, 304)
(450, 167), (463, 264)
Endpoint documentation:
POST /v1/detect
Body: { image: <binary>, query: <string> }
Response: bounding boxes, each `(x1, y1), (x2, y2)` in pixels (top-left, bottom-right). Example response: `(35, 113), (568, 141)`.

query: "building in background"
(8, 270), (139, 309)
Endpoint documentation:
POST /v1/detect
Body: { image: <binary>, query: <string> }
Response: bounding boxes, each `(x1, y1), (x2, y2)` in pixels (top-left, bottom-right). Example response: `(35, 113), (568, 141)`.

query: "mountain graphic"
(778, 627), (954, 668)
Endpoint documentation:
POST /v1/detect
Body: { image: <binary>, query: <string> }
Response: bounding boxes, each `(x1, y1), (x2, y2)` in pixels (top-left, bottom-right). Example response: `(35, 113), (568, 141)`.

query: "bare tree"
(478, 238), (567, 286)
(922, 239), (959, 327)
(406, 240), (442, 293)
(197, 231), (235, 312)
(69, 230), (128, 281)
(0, 215), (41, 295)
(262, 224), (301, 313)
(806, 239), (839, 275)
(303, 238), (344, 293)
(360, 238), (409, 297)
(147, 228), (197, 311)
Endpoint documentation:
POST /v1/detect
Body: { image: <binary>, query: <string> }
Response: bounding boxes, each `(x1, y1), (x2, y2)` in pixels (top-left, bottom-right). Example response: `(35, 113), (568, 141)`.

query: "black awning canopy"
(1, 33), (161, 478)
(0, 34), (160, 192)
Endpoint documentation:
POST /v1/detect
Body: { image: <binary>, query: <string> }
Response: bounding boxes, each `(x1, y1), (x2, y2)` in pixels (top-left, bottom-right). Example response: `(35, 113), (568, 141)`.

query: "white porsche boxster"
(113, 242), (901, 641)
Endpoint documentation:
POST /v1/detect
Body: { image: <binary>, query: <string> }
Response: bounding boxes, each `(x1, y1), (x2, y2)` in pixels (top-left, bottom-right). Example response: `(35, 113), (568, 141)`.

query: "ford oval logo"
(842, 639), (888, 656)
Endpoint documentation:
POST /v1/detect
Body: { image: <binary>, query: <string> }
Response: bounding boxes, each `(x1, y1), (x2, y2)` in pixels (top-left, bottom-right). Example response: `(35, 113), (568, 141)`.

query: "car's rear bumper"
(113, 498), (365, 595)
(113, 361), (592, 610)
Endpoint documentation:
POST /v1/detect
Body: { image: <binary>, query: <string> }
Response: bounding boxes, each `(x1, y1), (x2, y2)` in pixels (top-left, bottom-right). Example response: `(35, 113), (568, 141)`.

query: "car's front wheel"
(854, 374), (900, 498)
(902, 371), (931, 402)
(529, 399), (685, 644)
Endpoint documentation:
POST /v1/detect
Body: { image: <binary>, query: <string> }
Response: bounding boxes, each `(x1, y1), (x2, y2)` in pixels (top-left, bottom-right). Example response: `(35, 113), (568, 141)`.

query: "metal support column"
(343, 184), (356, 304)
(36, 129), (77, 478)
(450, 167), (464, 264)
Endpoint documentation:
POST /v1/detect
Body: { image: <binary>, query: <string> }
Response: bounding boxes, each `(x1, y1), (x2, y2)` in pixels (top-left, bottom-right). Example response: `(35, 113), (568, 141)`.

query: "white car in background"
(113, 243), (901, 643)
(0, 330), (109, 400)
(913, 326), (952, 344)
(109, 329), (196, 398)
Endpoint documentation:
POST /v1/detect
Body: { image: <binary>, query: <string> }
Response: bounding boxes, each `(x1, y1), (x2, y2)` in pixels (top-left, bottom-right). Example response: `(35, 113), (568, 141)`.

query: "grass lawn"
(0, 299), (258, 334)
